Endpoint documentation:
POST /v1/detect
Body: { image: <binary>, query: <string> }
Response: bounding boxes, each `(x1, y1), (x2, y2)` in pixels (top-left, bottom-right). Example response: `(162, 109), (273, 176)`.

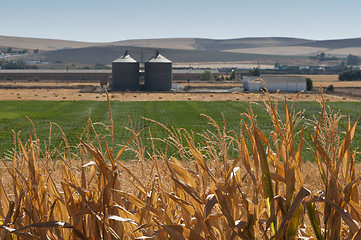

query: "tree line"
(0, 59), (38, 69)
(339, 69), (361, 81)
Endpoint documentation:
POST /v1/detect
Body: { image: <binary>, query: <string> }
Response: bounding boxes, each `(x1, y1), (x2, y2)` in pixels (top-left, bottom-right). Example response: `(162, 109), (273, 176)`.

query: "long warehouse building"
(0, 69), (219, 84)
(243, 76), (307, 92)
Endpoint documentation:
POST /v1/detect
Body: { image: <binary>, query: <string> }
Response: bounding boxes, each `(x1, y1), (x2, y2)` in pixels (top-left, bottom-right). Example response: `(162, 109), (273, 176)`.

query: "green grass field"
(0, 100), (360, 161)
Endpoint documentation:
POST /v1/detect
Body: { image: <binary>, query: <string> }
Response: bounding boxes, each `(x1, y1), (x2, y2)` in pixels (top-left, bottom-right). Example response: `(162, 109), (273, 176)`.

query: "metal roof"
(246, 76), (306, 83)
(113, 51), (137, 63)
(146, 51), (172, 63)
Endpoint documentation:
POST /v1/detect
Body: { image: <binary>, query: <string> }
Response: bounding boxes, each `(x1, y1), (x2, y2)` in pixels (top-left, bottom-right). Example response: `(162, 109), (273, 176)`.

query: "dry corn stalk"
(0, 88), (359, 239)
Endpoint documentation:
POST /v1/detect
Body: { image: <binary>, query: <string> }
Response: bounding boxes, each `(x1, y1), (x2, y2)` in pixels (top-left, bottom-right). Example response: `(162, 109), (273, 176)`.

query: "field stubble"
(1, 75), (361, 101)
(0, 87), (358, 102)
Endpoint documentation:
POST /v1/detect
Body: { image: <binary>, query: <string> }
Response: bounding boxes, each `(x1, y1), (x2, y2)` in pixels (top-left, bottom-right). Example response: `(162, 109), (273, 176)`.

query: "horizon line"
(1, 34), (361, 44)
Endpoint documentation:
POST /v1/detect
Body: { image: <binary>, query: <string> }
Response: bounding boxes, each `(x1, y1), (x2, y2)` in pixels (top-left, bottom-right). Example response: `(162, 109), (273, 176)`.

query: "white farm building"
(243, 76), (307, 92)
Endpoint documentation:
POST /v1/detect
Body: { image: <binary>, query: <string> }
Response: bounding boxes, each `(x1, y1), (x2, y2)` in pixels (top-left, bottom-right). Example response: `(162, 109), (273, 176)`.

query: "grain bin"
(145, 51), (172, 91)
(112, 51), (139, 90)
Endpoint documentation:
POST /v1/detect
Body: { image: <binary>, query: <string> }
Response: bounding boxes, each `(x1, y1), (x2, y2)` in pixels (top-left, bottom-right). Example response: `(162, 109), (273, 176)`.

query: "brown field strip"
(0, 88), (359, 101)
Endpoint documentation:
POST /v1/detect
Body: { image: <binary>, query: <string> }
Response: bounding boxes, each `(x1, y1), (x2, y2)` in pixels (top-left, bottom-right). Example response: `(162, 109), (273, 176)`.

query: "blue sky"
(2, 0), (361, 42)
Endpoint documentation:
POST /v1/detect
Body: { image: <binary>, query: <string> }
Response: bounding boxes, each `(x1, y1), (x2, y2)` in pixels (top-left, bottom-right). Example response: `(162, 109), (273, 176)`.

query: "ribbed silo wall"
(144, 62), (172, 91)
(112, 62), (139, 90)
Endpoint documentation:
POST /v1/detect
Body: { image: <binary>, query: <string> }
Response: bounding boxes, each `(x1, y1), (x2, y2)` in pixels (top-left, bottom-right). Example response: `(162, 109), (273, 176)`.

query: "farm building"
(144, 52), (172, 91)
(0, 69), (110, 82)
(243, 76), (307, 92)
(0, 69), (205, 83)
(111, 51), (139, 90)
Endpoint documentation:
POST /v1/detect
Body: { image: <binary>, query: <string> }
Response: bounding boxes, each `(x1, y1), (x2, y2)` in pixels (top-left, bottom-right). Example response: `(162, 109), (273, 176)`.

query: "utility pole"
(188, 62), (191, 82)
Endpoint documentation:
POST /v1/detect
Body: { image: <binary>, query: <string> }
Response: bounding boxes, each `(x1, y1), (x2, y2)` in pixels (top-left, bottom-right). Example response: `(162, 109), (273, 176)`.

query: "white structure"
(243, 76), (307, 92)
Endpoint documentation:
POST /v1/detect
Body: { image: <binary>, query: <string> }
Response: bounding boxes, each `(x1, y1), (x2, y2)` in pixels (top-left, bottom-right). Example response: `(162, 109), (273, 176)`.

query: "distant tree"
(306, 77), (313, 91)
(183, 85), (191, 92)
(95, 63), (111, 69)
(249, 67), (261, 76)
(17, 59), (26, 69)
(326, 84), (334, 91)
(230, 70), (236, 80)
(346, 54), (359, 66)
(6, 47), (12, 53)
(2, 59), (26, 69)
(339, 69), (361, 81)
(25, 65), (39, 69)
(201, 70), (214, 81)
(310, 52), (338, 61)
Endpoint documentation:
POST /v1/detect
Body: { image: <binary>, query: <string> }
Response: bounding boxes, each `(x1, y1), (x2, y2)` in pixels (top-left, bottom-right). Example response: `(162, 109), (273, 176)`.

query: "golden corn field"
(0, 88), (360, 240)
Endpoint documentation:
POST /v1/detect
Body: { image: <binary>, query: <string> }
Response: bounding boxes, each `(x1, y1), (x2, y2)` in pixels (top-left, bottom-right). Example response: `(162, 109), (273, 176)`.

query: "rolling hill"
(0, 35), (104, 51)
(37, 45), (304, 65)
(1, 35), (361, 65)
(0, 35), (313, 52)
(299, 37), (361, 49)
(194, 37), (312, 51)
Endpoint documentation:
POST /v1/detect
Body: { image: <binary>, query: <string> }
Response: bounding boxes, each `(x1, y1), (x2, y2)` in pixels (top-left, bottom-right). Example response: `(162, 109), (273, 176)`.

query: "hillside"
(0, 36), (312, 52)
(194, 37), (312, 51)
(0, 35), (104, 51)
(2, 35), (361, 65)
(37, 45), (300, 65)
(111, 38), (197, 50)
(299, 37), (361, 49)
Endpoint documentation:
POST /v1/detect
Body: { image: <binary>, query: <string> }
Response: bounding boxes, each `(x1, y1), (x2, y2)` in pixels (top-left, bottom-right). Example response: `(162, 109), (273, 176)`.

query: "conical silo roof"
(113, 50), (137, 63)
(146, 51), (172, 63)
(144, 51), (172, 91)
(112, 50), (140, 90)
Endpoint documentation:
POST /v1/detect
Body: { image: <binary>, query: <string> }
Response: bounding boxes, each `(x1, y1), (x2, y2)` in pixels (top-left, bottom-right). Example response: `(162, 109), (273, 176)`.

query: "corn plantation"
(0, 89), (360, 239)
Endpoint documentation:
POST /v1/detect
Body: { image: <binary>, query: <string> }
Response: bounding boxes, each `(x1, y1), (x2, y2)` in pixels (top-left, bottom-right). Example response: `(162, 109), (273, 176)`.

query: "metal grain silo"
(145, 51), (172, 91)
(112, 51), (139, 90)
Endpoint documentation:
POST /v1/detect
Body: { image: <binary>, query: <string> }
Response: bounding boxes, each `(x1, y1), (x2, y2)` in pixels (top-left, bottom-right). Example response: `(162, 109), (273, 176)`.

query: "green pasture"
(0, 100), (360, 161)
